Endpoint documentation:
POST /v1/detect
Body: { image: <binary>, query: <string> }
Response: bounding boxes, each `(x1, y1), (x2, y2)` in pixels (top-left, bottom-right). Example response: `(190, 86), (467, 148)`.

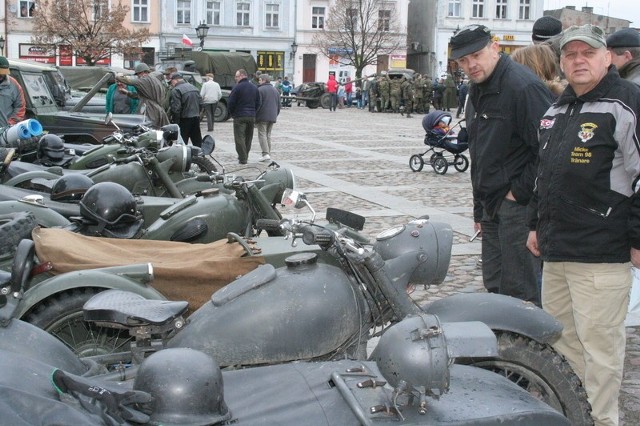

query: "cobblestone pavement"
(206, 104), (639, 424)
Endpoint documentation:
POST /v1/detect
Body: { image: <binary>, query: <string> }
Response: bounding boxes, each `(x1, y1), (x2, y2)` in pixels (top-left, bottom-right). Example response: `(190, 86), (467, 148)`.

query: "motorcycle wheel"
(453, 154), (469, 172)
(25, 288), (132, 358)
(469, 331), (593, 425)
(0, 212), (37, 257)
(191, 156), (217, 174)
(409, 154), (424, 172)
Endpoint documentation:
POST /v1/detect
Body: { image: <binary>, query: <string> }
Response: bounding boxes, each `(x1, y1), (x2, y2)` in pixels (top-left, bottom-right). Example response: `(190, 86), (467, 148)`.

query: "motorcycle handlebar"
(256, 219), (282, 232)
(302, 226), (334, 246)
(196, 174), (225, 183)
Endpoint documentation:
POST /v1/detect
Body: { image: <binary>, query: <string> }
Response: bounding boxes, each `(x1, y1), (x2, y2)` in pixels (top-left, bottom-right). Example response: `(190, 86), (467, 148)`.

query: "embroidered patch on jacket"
(578, 123), (597, 143)
(540, 118), (554, 129)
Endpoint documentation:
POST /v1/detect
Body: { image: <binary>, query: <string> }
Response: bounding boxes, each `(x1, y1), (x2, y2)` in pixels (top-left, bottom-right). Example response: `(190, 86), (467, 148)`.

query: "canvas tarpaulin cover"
(32, 227), (264, 310)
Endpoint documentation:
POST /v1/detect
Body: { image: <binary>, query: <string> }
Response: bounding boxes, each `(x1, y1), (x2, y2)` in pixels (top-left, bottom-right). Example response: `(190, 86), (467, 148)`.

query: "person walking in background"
(431, 78), (444, 111)
(455, 79), (468, 118)
(255, 74), (280, 162)
(228, 68), (261, 164)
(337, 83), (346, 108)
(0, 56), (26, 128)
(344, 77), (353, 107)
(169, 73), (202, 147)
(326, 74), (338, 111)
(200, 73), (222, 132)
(607, 28), (640, 86)
(106, 76), (138, 114)
(117, 63), (169, 129)
(281, 76), (292, 107)
(450, 24), (554, 306)
(443, 73), (457, 112)
(526, 24), (640, 426)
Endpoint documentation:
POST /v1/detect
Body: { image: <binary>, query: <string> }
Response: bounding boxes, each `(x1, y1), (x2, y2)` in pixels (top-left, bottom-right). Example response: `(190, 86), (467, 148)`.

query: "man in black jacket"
(451, 25), (554, 305)
(527, 24), (640, 426)
(169, 73), (202, 147)
(228, 69), (261, 164)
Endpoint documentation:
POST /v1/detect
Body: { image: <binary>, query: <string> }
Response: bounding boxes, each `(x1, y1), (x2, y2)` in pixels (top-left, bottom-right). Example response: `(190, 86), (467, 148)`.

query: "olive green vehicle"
(8, 59), (146, 143)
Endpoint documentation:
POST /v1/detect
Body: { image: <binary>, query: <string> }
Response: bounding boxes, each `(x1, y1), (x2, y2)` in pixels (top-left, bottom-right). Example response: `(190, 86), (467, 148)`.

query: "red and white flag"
(182, 34), (193, 47)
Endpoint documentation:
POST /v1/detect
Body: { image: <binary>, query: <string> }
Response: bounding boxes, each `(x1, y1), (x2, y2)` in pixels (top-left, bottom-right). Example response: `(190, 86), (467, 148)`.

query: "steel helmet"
(50, 174), (94, 203)
(79, 182), (143, 238)
(133, 348), (231, 426)
(37, 134), (66, 165)
(134, 63), (151, 75)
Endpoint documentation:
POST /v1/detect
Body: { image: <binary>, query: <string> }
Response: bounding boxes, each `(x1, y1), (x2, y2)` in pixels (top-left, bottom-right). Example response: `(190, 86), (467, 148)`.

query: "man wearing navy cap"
(527, 24), (640, 425)
(607, 27), (640, 86)
(450, 25), (554, 306)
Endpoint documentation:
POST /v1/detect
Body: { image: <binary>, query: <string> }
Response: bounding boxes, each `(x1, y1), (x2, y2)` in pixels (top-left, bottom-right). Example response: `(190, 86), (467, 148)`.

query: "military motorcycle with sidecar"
(3, 188), (592, 424)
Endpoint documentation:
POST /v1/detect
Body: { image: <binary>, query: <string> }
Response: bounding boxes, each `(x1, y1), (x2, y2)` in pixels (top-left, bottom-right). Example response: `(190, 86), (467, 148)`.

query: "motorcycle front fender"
(422, 292), (562, 344)
(15, 263), (165, 319)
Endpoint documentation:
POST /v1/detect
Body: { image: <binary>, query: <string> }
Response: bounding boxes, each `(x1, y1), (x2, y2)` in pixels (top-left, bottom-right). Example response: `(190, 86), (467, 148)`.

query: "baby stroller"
(409, 110), (469, 175)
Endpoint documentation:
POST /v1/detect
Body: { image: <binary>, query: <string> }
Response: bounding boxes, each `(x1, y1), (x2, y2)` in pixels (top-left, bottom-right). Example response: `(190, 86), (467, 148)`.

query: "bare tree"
(31, 0), (150, 66)
(312, 0), (405, 80)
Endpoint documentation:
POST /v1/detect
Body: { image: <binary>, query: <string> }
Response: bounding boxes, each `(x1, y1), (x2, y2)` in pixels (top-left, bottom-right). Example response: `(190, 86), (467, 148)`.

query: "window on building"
(237, 2), (250, 26)
(448, 0), (461, 17)
(177, 0), (191, 24)
(132, 0), (149, 22)
(265, 3), (279, 28)
(519, 0), (531, 20)
(472, 0), (484, 18)
(92, 0), (108, 21)
(206, 1), (220, 25)
(495, 0), (507, 19)
(378, 9), (391, 31)
(346, 8), (358, 32)
(312, 6), (325, 29)
(19, 0), (36, 17)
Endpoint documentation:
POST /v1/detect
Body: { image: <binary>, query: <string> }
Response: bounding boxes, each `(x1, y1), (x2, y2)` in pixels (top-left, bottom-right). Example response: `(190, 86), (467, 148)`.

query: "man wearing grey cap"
(117, 63), (169, 128)
(607, 27), (640, 86)
(450, 25), (553, 306)
(527, 24), (640, 426)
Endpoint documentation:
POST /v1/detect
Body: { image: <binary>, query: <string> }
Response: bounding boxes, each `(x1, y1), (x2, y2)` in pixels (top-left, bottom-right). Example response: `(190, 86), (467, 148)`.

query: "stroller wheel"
(409, 154), (424, 172)
(454, 154), (469, 172)
(429, 153), (439, 165)
(432, 156), (448, 175)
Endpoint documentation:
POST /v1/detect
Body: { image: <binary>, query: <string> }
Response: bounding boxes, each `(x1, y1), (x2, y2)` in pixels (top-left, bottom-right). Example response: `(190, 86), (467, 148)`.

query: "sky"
(544, 0), (640, 27)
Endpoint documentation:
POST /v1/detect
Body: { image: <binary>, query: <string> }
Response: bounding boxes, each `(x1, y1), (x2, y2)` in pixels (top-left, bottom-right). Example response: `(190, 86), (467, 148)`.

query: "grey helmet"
(51, 174), (94, 203)
(133, 348), (231, 425)
(79, 182), (143, 239)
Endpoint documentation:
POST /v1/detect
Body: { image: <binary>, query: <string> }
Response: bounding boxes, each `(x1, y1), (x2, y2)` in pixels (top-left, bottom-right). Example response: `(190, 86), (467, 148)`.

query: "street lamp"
(0, 36), (5, 56)
(196, 22), (210, 49)
(290, 40), (298, 60)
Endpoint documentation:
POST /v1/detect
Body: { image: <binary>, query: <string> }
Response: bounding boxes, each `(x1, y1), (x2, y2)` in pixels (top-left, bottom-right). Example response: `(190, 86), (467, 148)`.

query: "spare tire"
(0, 212), (38, 258)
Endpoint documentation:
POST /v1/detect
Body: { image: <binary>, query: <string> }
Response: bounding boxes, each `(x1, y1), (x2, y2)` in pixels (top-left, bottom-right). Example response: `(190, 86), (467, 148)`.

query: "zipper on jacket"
(561, 196), (612, 218)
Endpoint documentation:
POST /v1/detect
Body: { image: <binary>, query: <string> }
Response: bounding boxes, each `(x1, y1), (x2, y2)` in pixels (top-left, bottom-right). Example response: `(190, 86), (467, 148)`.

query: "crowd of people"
(451, 19), (640, 426)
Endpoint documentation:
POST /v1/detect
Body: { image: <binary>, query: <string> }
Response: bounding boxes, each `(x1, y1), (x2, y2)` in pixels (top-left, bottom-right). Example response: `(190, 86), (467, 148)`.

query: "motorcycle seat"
(83, 289), (188, 327)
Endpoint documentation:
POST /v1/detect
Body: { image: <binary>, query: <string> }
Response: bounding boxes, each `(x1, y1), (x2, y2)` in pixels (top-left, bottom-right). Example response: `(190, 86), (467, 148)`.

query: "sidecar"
(0, 316), (570, 425)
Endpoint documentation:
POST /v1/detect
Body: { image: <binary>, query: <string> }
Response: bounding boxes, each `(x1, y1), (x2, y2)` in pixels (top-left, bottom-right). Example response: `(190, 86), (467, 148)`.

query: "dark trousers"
(329, 93), (337, 111)
(233, 116), (255, 163)
(203, 102), (217, 131)
(481, 199), (541, 306)
(178, 116), (202, 147)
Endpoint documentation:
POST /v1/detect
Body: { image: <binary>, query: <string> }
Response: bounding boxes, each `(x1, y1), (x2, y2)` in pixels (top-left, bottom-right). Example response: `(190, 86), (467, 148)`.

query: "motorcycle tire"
(191, 156), (217, 174)
(453, 154), (469, 172)
(24, 288), (132, 358)
(0, 212), (38, 258)
(468, 331), (593, 425)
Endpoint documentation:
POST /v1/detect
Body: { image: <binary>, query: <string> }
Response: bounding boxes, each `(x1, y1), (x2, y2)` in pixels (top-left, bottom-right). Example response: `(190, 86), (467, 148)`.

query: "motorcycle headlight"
(156, 145), (191, 173)
(374, 219), (453, 286)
